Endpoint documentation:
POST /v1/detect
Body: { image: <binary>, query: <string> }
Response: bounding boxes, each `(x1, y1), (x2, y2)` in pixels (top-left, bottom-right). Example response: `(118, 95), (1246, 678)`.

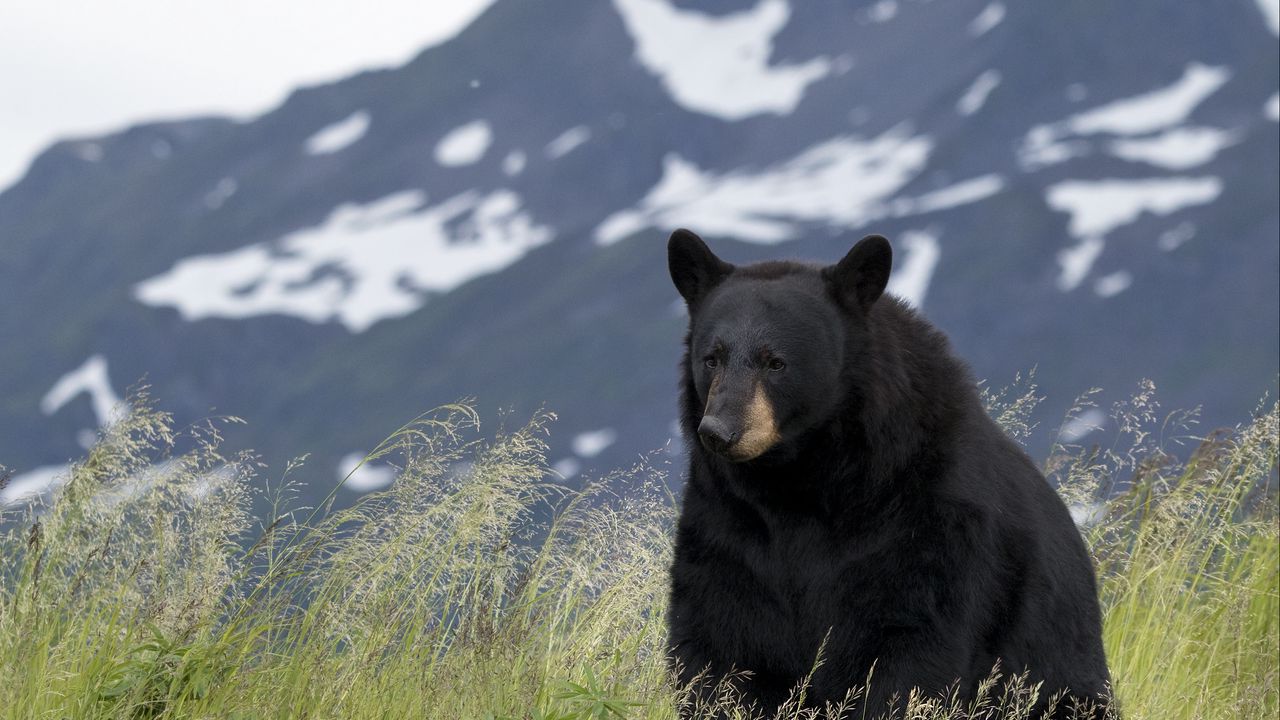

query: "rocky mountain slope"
(2, 0), (1277, 504)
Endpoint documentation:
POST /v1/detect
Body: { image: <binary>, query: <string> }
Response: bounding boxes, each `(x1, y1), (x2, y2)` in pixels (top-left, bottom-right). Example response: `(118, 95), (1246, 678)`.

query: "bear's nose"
(697, 416), (737, 454)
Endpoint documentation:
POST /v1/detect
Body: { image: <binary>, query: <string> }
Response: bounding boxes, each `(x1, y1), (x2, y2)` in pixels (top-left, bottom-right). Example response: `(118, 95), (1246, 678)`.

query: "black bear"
(666, 229), (1110, 719)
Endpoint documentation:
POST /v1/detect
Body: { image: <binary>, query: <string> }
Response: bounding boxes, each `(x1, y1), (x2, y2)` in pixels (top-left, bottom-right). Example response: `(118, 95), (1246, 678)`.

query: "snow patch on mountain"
(1094, 270), (1133, 298)
(1107, 127), (1238, 169)
(203, 177), (238, 210)
(546, 126), (591, 159)
(1056, 237), (1106, 292)
(435, 120), (493, 166)
(596, 129), (933, 244)
(1070, 502), (1107, 527)
(957, 70), (1001, 116)
(94, 460), (178, 509)
(41, 354), (125, 427)
(1054, 63), (1229, 135)
(1021, 63), (1231, 168)
(305, 111), (370, 155)
(552, 458), (582, 480)
(503, 150), (527, 176)
(187, 464), (239, 502)
(1022, 138), (1089, 167)
(338, 452), (396, 492)
(1047, 177), (1221, 290)
(864, 1), (897, 23)
(1158, 222), (1197, 251)
(1047, 177), (1222, 239)
(1, 464), (69, 506)
(572, 428), (617, 458)
(891, 174), (1006, 217)
(885, 229), (940, 308)
(968, 2), (1006, 37)
(135, 189), (552, 332)
(1256, 0), (1280, 35)
(612, 0), (831, 120)
(1059, 408), (1106, 443)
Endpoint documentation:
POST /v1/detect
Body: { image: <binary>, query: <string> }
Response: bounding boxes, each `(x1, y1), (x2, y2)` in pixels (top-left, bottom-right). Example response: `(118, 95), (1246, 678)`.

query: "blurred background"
(1, 0), (1277, 507)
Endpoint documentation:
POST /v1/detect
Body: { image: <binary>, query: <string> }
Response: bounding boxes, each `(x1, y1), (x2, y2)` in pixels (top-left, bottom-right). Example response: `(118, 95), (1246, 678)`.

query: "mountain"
(2, 0), (1277, 505)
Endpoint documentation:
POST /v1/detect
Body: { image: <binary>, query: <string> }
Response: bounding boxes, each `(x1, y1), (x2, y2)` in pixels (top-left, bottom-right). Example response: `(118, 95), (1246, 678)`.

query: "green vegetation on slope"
(1, 383), (1275, 719)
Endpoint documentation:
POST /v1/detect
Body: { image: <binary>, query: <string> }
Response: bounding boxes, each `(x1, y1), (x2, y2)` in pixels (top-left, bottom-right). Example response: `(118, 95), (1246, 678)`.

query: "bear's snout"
(699, 381), (782, 462)
(697, 415), (738, 455)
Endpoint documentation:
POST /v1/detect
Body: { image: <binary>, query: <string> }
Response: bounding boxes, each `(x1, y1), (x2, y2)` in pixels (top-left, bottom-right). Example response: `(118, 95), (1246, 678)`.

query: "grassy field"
(1, 382), (1275, 719)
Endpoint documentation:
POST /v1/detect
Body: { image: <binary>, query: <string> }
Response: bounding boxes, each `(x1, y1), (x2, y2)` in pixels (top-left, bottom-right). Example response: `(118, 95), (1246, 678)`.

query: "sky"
(0, 0), (497, 190)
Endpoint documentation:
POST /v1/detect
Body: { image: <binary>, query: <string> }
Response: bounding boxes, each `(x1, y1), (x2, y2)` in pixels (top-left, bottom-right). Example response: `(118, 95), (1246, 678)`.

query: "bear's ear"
(824, 234), (893, 310)
(668, 229), (733, 306)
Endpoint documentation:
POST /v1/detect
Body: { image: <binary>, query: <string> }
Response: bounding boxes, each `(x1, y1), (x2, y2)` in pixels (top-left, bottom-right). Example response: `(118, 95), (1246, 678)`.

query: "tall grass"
(0, 383), (1275, 719)
(1065, 387), (1278, 719)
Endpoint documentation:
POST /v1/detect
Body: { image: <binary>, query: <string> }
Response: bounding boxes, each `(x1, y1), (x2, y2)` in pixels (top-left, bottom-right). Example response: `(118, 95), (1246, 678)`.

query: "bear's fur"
(666, 230), (1110, 719)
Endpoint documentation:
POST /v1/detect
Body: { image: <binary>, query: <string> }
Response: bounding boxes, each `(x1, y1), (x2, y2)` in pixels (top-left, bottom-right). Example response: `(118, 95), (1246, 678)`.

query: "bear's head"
(668, 228), (893, 463)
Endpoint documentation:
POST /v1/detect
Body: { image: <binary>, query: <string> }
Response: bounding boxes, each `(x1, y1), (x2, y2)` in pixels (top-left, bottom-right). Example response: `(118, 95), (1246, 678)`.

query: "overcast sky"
(0, 0), (496, 190)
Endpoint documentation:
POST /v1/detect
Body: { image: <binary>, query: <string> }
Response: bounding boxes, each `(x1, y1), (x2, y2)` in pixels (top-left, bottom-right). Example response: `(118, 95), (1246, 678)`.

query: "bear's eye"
(704, 356), (719, 369)
(768, 358), (786, 372)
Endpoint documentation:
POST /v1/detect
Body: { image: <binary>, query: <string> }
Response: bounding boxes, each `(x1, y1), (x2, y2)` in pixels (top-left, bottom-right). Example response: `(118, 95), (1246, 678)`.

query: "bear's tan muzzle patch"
(730, 383), (781, 461)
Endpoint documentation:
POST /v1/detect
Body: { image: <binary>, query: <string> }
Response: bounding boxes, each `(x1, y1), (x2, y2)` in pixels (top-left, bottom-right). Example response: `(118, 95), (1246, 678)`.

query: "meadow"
(1, 380), (1275, 719)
